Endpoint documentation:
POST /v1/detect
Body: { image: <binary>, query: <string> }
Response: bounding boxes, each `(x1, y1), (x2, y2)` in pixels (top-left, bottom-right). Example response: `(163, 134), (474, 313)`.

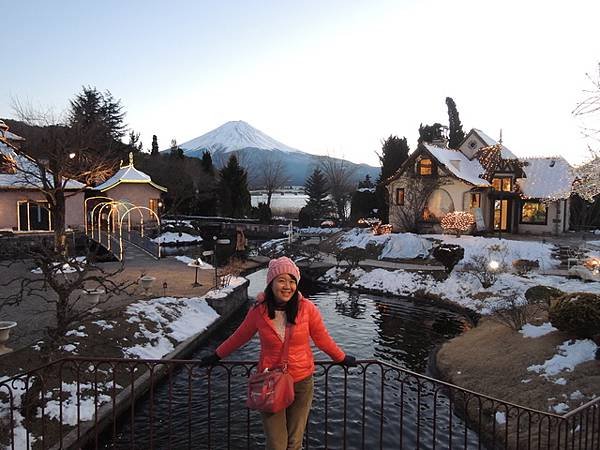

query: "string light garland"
(440, 211), (475, 233)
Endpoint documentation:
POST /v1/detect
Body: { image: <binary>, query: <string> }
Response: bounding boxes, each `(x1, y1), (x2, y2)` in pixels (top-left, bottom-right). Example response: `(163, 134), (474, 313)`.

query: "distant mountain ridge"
(168, 120), (379, 186)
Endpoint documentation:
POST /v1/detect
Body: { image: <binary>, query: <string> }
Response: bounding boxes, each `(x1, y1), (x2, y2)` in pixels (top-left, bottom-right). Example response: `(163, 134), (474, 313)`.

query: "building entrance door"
(493, 199), (511, 232)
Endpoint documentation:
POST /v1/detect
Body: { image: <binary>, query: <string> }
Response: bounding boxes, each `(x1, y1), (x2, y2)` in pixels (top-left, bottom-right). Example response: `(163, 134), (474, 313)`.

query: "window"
(17, 201), (52, 231)
(394, 188), (404, 206)
(492, 177), (512, 192)
(149, 198), (160, 214)
(0, 154), (16, 174)
(423, 189), (454, 221)
(469, 193), (481, 209)
(520, 201), (547, 225)
(417, 158), (434, 176)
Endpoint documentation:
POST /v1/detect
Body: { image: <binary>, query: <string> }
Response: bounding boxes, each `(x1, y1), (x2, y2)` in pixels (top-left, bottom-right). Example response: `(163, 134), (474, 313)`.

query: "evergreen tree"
(418, 123), (444, 144)
(201, 150), (214, 173)
(151, 135), (159, 156)
(446, 97), (465, 149)
(218, 154), (251, 217)
(303, 168), (332, 225)
(375, 135), (410, 222)
(68, 86), (127, 157)
(127, 130), (143, 153)
(358, 174), (374, 189)
(169, 138), (184, 159)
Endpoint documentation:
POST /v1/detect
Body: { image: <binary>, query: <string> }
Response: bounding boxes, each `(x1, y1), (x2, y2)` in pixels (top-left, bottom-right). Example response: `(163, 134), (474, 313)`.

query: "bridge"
(87, 228), (161, 261)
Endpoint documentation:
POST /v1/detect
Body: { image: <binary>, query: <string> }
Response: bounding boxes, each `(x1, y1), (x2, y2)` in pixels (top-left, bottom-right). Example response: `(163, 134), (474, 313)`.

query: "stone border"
(54, 280), (249, 450)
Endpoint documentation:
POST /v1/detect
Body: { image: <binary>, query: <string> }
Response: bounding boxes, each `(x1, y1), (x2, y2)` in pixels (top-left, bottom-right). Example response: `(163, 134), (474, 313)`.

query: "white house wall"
(517, 199), (569, 235)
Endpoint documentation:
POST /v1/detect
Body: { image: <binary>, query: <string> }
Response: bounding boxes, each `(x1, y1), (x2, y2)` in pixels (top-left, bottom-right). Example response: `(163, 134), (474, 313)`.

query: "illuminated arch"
(119, 206), (162, 259)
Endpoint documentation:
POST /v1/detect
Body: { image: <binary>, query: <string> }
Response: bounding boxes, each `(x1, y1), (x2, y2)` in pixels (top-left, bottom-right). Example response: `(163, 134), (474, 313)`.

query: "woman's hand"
(339, 355), (357, 367)
(199, 353), (221, 367)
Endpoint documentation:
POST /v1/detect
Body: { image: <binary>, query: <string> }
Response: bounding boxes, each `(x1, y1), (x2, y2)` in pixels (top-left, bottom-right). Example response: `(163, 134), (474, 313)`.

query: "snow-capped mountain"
(170, 120), (379, 186)
(178, 120), (302, 156)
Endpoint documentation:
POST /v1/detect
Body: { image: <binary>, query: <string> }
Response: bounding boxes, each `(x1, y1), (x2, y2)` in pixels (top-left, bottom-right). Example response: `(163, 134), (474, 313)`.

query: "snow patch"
(528, 339), (598, 379)
(519, 322), (557, 338)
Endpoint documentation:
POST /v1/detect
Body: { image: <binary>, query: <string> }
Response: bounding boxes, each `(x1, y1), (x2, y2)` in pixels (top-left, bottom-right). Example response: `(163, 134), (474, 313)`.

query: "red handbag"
(246, 324), (295, 413)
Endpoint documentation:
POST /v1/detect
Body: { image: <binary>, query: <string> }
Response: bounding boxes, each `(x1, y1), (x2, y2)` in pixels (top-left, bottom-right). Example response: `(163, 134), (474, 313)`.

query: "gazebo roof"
(95, 152), (167, 192)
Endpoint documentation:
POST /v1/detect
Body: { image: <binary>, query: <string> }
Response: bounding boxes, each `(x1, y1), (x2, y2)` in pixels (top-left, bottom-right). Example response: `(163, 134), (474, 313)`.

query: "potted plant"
(0, 321), (17, 355)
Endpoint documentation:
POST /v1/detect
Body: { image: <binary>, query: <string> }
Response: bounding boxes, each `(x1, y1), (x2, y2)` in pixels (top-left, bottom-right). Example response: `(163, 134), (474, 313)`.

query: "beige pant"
(261, 376), (314, 450)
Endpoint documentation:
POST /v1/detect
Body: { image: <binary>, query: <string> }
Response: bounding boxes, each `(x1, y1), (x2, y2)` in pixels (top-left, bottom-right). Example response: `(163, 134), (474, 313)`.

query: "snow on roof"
(423, 143), (490, 186)
(516, 156), (574, 199)
(95, 153), (167, 192)
(0, 140), (85, 190)
(472, 129), (518, 159)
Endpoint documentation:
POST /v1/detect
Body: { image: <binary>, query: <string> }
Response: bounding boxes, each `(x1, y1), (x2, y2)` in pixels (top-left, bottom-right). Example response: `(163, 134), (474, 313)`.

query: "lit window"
(492, 177), (512, 192)
(418, 158), (433, 176)
(0, 154), (16, 174)
(469, 193), (481, 209)
(395, 188), (404, 206)
(149, 198), (159, 214)
(521, 201), (547, 224)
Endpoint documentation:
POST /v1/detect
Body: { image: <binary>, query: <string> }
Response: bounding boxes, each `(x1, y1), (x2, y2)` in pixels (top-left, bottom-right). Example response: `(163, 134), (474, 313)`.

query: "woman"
(201, 256), (356, 450)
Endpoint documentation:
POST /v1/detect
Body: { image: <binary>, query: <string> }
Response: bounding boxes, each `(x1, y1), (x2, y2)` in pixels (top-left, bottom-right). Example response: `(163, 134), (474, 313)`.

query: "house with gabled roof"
(385, 129), (574, 235)
(0, 121), (86, 232)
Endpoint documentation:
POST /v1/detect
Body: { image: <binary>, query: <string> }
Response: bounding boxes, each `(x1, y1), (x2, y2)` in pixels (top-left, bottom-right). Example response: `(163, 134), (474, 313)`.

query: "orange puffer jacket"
(216, 292), (345, 382)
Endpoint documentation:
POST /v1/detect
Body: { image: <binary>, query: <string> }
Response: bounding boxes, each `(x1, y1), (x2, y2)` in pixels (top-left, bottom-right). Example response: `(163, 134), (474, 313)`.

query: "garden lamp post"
(212, 237), (231, 289)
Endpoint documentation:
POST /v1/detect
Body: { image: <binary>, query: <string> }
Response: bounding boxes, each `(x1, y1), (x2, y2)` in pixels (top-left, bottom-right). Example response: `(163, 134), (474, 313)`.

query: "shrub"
(491, 296), (543, 331)
(512, 259), (539, 276)
(432, 244), (465, 274)
(524, 285), (564, 309)
(549, 292), (600, 338)
(336, 246), (366, 268)
(462, 254), (505, 288)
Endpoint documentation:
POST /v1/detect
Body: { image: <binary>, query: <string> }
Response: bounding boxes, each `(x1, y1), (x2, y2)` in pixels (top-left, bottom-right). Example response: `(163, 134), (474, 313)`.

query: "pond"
(101, 269), (481, 449)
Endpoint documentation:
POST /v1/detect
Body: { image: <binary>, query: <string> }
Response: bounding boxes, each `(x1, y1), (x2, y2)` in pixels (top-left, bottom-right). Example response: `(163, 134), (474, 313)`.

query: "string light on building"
(440, 211), (475, 234)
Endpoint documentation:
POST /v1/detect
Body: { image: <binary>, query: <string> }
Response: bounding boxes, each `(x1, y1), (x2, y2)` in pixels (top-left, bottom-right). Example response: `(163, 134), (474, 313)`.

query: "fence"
(0, 357), (598, 449)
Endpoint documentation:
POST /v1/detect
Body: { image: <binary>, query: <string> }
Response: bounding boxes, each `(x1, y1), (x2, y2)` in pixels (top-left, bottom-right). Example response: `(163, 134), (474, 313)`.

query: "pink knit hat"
(266, 256), (300, 286)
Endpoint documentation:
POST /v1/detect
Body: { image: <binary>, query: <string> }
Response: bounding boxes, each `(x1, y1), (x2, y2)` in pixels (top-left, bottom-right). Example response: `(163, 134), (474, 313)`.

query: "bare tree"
(573, 62), (600, 144)
(255, 153), (291, 207)
(10, 101), (119, 254)
(320, 155), (357, 223)
(388, 176), (442, 232)
(0, 102), (133, 350)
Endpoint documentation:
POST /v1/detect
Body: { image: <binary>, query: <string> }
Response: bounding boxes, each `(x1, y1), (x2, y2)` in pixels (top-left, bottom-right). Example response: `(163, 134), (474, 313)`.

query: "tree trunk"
(53, 190), (68, 256)
(267, 191), (273, 208)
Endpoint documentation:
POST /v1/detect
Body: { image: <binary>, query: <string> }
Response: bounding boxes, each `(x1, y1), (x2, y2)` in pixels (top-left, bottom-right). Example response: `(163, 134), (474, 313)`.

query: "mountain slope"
(171, 120), (379, 186)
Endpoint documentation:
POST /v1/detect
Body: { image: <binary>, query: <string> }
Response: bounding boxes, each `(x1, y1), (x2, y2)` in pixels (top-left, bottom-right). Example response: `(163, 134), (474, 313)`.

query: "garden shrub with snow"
(549, 292), (600, 339)
(432, 244), (464, 274)
(524, 285), (564, 309)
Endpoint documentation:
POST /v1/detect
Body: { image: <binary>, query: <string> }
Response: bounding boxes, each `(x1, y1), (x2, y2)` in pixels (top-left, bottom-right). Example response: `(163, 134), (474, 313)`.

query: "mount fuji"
(172, 121), (379, 186)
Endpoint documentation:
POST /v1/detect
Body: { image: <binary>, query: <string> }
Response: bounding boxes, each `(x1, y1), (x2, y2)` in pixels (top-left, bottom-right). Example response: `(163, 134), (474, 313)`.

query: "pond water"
(101, 269), (482, 449)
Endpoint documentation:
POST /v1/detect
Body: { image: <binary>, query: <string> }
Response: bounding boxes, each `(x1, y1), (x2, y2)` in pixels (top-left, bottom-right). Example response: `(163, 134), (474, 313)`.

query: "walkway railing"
(0, 357), (598, 449)
(87, 228), (160, 261)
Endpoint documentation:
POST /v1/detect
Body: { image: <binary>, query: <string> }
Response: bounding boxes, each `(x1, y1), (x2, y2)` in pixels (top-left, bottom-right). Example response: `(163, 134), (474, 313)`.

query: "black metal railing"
(0, 357), (598, 449)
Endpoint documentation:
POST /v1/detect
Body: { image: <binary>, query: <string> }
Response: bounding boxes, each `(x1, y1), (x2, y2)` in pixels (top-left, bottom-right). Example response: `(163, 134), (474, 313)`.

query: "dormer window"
(417, 158), (434, 176)
(492, 177), (512, 192)
(0, 154), (17, 174)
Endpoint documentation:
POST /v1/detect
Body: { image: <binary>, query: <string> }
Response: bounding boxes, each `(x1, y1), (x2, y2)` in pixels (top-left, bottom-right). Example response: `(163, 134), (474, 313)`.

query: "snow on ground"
(91, 320), (114, 330)
(31, 256), (87, 275)
(520, 322), (557, 338)
(428, 234), (558, 270)
(320, 264), (600, 314)
(297, 227), (341, 234)
(528, 339), (598, 380)
(124, 295), (220, 359)
(0, 377), (36, 449)
(495, 411), (507, 425)
(151, 232), (202, 244)
(551, 403), (570, 414)
(336, 229), (432, 259)
(39, 382), (113, 426)
(174, 255), (214, 269)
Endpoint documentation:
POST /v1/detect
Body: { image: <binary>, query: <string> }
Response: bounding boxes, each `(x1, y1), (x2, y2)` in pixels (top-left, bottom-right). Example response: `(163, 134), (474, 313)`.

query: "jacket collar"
(255, 291), (304, 340)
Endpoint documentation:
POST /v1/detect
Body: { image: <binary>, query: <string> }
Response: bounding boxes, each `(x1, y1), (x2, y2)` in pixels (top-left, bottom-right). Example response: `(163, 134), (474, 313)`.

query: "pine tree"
(218, 154), (251, 217)
(169, 138), (184, 159)
(358, 174), (374, 189)
(68, 86), (127, 157)
(303, 168), (332, 225)
(446, 97), (465, 149)
(375, 135), (410, 222)
(151, 135), (159, 156)
(418, 123), (444, 144)
(201, 151), (214, 173)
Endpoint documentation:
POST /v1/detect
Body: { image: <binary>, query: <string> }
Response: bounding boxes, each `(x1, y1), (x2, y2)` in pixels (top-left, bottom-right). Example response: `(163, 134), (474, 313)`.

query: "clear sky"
(2, 0), (599, 167)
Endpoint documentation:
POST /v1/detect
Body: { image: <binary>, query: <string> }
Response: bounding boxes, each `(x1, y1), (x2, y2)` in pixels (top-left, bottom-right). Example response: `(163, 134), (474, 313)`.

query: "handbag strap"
(280, 324), (294, 371)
